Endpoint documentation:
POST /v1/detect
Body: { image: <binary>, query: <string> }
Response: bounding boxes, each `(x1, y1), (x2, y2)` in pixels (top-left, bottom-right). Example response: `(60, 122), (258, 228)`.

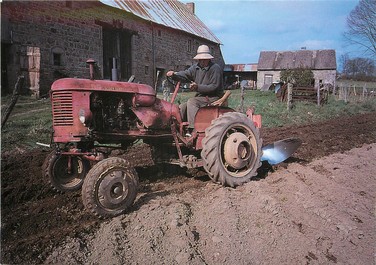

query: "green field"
(2, 86), (376, 152)
(175, 89), (376, 126)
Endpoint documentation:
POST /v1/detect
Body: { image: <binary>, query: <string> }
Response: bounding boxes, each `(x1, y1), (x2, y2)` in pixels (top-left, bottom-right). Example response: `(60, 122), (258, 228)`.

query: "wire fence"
(335, 84), (376, 103)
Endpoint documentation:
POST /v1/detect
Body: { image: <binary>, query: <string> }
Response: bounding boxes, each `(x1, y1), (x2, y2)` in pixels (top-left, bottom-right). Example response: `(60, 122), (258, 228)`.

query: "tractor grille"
(52, 91), (73, 126)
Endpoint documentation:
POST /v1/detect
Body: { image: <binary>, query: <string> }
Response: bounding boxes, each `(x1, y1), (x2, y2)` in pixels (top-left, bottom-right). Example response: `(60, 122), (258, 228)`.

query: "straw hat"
(193, 45), (214, 60)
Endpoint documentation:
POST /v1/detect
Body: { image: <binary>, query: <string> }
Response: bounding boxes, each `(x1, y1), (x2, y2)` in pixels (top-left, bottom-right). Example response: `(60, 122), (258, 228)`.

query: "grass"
(1, 96), (52, 152)
(2, 88), (376, 152)
(171, 89), (376, 127)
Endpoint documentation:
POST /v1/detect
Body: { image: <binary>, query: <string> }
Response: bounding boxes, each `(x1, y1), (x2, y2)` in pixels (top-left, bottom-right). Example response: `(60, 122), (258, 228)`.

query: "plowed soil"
(1, 112), (376, 264)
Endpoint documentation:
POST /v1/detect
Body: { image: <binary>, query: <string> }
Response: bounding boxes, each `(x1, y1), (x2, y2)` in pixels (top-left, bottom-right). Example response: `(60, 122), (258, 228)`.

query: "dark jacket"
(175, 61), (223, 97)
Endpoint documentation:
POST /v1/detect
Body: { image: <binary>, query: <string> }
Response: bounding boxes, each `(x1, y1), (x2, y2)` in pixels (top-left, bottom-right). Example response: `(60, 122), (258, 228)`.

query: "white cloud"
(205, 19), (226, 31)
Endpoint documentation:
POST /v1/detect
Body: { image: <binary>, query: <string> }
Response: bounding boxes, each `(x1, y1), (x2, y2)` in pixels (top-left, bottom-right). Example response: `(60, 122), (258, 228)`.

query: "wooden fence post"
(240, 84), (245, 113)
(1, 76), (25, 128)
(287, 83), (293, 110)
(362, 84), (367, 100)
(344, 86), (348, 103)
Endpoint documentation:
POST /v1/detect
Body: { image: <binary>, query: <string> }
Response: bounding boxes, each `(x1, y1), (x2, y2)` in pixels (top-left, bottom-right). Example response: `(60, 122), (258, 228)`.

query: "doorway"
(102, 29), (132, 81)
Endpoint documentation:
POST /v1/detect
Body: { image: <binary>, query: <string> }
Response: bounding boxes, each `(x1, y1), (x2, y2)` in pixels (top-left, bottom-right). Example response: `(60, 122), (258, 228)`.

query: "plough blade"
(261, 138), (302, 165)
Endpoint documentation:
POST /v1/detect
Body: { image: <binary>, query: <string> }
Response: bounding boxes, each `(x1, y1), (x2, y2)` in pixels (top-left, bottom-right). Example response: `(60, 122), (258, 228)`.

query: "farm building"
(224, 63), (257, 90)
(257, 49), (337, 90)
(1, 0), (223, 97)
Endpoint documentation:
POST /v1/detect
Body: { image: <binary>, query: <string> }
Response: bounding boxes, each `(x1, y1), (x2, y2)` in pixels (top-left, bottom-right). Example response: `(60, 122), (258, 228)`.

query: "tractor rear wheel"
(82, 157), (139, 218)
(201, 112), (262, 187)
(44, 151), (90, 192)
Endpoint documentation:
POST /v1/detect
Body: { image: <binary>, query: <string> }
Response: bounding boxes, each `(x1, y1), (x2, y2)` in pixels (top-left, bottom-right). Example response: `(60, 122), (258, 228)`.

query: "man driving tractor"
(166, 45), (224, 130)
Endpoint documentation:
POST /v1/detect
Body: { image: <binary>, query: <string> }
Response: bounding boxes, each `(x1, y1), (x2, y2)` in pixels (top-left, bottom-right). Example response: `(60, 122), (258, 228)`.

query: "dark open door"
(1, 43), (10, 95)
(102, 29), (132, 81)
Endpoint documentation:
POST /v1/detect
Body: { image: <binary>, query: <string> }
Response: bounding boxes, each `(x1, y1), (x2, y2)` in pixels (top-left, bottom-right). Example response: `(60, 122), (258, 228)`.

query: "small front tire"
(82, 157), (139, 218)
(44, 151), (90, 192)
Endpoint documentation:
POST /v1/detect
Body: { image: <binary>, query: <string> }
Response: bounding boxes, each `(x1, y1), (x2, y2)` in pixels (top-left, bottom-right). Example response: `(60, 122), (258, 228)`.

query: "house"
(257, 49), (337, 90)
(1, 0), (223, 97)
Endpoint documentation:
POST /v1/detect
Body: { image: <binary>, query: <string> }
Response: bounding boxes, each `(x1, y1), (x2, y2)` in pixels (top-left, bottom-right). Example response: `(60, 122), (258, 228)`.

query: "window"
(53, 53), (62, 66)
(145, 65), (149, 75)
(51, 47), (64, 66)
(157, 30), (162, 37)
(264, 74), (273, 85)
(210, 46), (214, 57)
(187, 40), (192, 52)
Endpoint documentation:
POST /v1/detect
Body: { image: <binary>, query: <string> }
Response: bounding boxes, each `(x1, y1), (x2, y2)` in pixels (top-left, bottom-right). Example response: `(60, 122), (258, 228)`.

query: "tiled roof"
(101, 0), (221, 44)
(258, 50), (336, 70)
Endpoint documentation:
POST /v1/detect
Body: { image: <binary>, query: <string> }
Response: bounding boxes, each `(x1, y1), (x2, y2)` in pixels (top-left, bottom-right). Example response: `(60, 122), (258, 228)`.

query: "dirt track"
(1, 112), (376, 264)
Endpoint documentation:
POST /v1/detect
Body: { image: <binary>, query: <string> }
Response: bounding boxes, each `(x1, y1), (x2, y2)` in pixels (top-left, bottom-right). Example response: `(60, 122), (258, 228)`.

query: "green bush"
(280, 68), (314, 87)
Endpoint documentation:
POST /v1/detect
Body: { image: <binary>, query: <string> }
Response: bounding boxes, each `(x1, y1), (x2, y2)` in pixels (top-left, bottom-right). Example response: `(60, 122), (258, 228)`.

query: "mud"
(1, 112), (376, 264)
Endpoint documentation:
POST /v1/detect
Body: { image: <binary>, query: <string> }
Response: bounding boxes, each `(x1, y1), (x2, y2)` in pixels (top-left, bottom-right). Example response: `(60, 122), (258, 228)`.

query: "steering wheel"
(166, 74), (191, 87)
(167, 74), (192, 104)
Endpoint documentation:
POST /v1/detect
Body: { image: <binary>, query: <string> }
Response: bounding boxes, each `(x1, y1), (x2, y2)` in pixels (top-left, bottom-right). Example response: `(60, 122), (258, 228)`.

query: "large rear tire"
(44, 151), (90, 192)
(201, 112), (262, 187)
(82, 157), (139, 218)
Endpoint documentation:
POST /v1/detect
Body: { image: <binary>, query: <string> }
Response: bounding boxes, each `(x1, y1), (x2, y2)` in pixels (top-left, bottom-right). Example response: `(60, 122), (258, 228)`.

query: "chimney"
(185, 2), (195, 14)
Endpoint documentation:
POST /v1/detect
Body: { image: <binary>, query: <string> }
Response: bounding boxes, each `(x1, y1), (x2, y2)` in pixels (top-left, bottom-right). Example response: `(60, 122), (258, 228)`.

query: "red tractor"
(43, 60), (299, 218)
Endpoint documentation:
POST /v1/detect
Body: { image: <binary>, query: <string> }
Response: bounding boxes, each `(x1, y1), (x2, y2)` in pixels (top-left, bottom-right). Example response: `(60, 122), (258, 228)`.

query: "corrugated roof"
(100, 0), (221, 44)
(225, 64), (258, 72)
(258, 50), (336, 70)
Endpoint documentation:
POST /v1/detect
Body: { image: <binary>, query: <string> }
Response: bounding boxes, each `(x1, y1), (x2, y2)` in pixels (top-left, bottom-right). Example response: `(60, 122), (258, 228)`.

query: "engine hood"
(51, 78), (155, 96)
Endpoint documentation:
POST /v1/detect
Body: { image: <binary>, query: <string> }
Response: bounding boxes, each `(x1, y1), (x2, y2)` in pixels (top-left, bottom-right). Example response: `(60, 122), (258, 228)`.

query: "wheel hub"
(98, 170), (129, 209)
(224, 132), (252, 169)
(53, 156), (84, 188)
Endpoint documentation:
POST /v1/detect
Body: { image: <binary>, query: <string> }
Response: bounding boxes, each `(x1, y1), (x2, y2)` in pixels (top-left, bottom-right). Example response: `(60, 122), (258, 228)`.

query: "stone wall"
(257, 70), (336, 90)
(1, 1), (224, 96)
(312, 69), (336, 89)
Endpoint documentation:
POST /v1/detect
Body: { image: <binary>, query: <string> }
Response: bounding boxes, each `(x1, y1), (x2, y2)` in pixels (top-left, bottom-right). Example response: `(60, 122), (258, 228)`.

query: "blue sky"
(182, 0), (360, 66)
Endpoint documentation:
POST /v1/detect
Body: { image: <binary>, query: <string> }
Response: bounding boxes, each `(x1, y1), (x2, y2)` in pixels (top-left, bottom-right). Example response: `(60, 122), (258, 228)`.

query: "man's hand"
(190, 82), (198, 91)
(166, 71), (175, 77)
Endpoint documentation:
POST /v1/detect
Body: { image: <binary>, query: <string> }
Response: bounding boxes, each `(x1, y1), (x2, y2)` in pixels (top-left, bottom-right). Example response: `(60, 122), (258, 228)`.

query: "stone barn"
(257, 49), (337, 90)
(1, 0), (223, 97)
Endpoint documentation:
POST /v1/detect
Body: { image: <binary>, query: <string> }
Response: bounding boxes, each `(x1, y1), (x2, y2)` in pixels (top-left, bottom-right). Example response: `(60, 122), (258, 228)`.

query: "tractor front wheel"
(82, 157), (139, 218)
(44, 151), (90, 192)
(201, 112), (262, 187)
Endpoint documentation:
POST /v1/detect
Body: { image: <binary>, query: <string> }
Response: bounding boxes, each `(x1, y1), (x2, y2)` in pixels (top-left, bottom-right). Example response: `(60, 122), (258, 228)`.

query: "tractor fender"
(194, 106), (235, 133)
(194, 106), (235, 150)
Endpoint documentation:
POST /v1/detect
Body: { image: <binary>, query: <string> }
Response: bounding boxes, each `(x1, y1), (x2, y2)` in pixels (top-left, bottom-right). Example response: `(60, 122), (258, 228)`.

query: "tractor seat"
(211, 90), (231, 107)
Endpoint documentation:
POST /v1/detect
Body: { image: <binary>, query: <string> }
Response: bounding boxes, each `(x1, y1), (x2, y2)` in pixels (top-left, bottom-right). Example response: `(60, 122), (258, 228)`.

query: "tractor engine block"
(90, 92), (138, 132)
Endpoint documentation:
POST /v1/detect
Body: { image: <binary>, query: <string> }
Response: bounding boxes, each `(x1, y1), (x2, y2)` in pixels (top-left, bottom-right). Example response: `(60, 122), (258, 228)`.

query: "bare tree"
(340, 54), (376, 81)
(343, 0), (376, 58)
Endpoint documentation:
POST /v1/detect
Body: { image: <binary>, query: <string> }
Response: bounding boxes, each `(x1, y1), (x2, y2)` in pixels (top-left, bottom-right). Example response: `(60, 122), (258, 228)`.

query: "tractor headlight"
(79, 108), (92, 126)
